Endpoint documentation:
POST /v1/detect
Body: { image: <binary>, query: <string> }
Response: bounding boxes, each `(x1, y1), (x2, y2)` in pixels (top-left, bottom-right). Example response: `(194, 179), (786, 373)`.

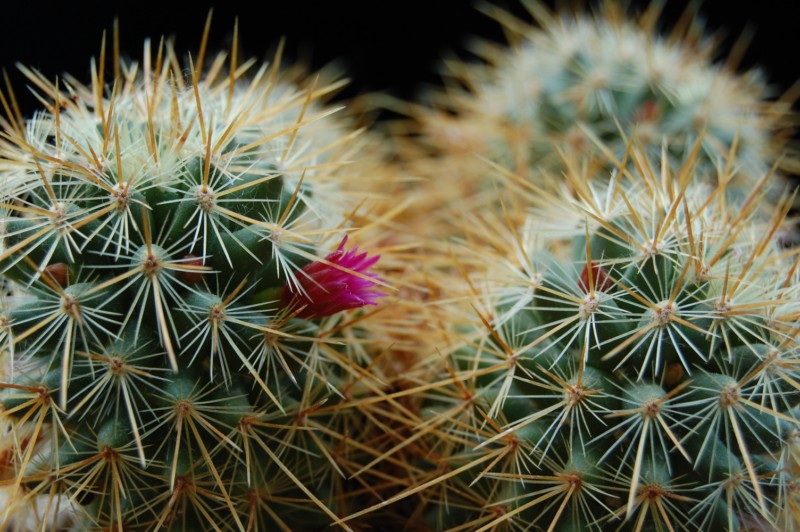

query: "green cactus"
(0, 25), (391, 531)
(350, 143), (800, 530)
(338, 4), (800, 526)
(391, 1), (794, 242)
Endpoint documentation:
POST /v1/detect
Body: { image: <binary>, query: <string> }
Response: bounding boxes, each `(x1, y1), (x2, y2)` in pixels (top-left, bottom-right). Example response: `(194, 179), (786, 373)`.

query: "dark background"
(1, 1), (798, 117)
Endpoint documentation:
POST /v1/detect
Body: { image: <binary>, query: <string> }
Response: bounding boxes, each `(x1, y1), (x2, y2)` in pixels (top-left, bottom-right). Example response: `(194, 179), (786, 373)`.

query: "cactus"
(388, 1), (794, 240)
(340, 3), (799, 528)
(0, 24), (394, 531)
(330, 3), (800, 530)
(463, 3), (783, 170)
(1, 2), (798, 531)
(354, 142), (800, 530)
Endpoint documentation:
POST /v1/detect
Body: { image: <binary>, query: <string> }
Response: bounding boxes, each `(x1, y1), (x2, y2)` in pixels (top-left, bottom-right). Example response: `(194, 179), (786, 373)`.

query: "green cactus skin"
(0, 25), (390, 531)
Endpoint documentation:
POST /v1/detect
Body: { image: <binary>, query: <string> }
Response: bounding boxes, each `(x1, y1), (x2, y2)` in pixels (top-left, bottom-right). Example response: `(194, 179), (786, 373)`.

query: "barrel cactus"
(0, 25), (392, 531)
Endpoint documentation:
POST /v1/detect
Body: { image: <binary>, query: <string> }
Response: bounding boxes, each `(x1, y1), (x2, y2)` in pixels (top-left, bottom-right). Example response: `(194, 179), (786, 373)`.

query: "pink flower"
(280, 236), (385, 319)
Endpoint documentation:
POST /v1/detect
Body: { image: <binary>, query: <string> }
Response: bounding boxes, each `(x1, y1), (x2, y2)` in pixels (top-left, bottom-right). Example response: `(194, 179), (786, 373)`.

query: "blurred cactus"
(0, 21), (395, 531)
(386, 1), (795, 239)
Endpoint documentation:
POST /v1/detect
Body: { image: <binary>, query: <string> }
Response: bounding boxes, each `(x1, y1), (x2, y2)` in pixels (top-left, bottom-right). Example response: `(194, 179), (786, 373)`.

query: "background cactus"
(382, 1), (796, 240)
(0, 23), (398, 530)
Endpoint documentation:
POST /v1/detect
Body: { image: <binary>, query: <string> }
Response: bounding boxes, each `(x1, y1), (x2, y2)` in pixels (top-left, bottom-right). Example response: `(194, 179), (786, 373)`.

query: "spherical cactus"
(376, 144), (800, 530)
(0, 25), (393, 530)
(392, 1), (794, 239)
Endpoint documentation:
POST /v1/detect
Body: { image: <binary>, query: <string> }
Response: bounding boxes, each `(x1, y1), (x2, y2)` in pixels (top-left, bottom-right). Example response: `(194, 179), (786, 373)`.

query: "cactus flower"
(281, 236), (384, 319)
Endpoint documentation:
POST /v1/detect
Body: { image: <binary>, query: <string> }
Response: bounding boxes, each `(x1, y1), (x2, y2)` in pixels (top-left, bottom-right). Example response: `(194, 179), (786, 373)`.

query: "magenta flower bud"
(280, 236), (385, 319)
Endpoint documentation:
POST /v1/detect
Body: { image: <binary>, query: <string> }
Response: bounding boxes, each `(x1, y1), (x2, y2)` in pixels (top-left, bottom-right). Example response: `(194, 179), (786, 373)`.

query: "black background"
(0, 1), (797, 118)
